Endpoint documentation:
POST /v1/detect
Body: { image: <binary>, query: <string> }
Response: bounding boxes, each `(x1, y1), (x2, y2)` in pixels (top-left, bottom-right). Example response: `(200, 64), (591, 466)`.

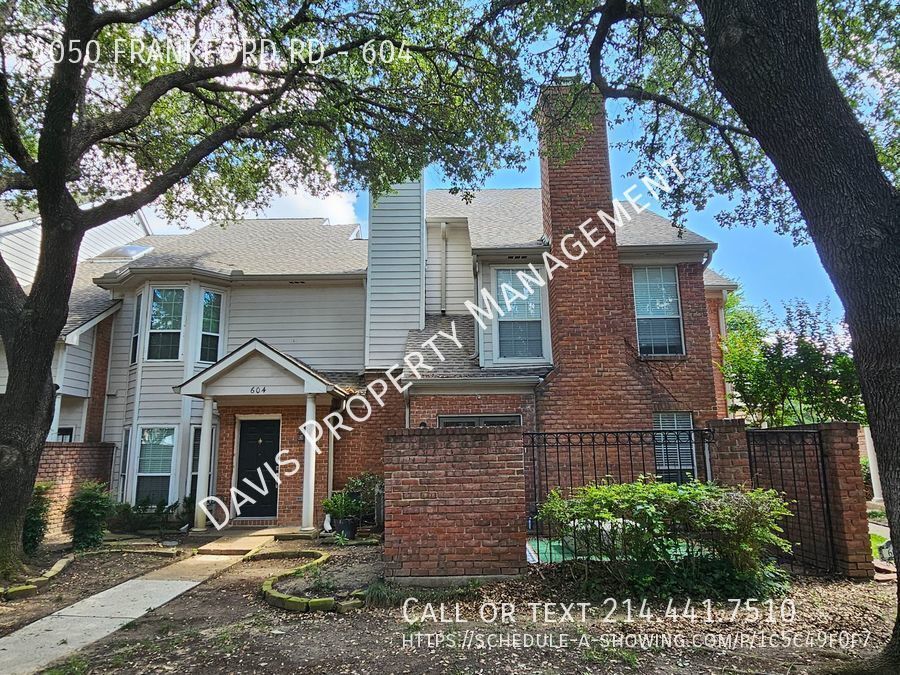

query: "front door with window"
(236, 419), (280, 517)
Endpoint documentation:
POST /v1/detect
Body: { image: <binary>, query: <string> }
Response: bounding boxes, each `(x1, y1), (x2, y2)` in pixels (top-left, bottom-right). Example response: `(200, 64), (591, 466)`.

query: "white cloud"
(144, 188), (362, 235)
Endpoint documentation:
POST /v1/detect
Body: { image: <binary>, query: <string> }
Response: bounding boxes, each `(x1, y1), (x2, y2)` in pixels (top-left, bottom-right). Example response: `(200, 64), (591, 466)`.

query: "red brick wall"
(214, 406), (329, 527)
(535, 90), (720, 431)
(409, 393), (536, 430)
(706, 418), (751, 486)
(84, 316), (113, 442)
(706, 293), (729, 417)
(37, 442), (114, 535)
(818, 423), (874, 578)
(384, 426), (527, 579)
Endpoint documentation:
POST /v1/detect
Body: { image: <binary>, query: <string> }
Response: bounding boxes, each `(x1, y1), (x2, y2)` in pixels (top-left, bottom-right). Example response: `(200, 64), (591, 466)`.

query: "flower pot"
(336, 517), (358, 540)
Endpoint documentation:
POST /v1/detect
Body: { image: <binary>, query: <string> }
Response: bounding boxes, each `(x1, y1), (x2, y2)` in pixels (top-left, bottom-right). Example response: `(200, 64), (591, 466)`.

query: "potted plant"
(322, 492), (362, 539)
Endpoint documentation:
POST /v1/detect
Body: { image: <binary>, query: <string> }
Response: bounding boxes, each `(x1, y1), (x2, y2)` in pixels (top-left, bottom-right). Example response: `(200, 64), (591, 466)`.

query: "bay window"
(136, 427), (175, 505)
(147, 288), (184, 360)
(200, 290), (222, 363)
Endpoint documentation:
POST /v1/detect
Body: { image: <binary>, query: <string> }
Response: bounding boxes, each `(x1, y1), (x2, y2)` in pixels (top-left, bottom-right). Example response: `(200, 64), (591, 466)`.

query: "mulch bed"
(50, 545), (900, 675)
(272, 545), (381, 599)
(0, 550), (173, 637)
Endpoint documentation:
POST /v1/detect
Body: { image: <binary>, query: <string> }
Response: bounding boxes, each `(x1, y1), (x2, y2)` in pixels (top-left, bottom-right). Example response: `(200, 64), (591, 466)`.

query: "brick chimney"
(535, 88), (652, 430)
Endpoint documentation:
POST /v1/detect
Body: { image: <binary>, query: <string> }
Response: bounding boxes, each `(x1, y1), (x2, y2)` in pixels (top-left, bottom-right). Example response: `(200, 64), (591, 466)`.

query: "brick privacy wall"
(331, 379), (405, 490)
(818, 423), (874, 578)
(706, 418), (752, 486)
(37, 442), (114, 534)
(706, 294), (729, 418)
(535, 90), (720, 432)
(83, 315), (113, 442)
(409, 393), (536, 430)
(213, 405), (329, 527)
(384, 426), (527, 579)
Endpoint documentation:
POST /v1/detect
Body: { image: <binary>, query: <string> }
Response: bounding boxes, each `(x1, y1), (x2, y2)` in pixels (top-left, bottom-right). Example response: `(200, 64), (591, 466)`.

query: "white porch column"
(47, 394), (62, 442)
(865, 426), (883, 503)
(192, 396), (215, 531)
(300, 393), (318, 533)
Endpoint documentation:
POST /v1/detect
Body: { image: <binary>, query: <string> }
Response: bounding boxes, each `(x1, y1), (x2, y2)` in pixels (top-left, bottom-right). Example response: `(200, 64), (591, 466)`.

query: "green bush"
(538, 478), (792, 598)
(23, 482), (54, 555)
(322, 491), (362, 520)
(106, 498), (186, 534)
(344, 472), (383, 523)
(66, 482), (115, 550)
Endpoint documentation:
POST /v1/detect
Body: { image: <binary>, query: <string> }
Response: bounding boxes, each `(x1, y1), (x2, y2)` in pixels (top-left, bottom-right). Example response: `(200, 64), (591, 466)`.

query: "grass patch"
(871, 533), (888, 560)
(365, 579), (482, 608)
(868, 510), (888, 526)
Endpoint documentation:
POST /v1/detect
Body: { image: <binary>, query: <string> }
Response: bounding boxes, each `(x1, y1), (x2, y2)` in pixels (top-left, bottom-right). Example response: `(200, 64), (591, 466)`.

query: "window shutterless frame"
(187, 424), (217, 498)
(652, 411), (695, 483)
(134, 425), (178, 505)
(438, 414), (522, 427)
(632, 265), (686, 356)
(119, 427), (131, 501)
(198, 289), (224, 364)
(489, 264), (551, 363)
(130, 293), (142, 365)
(146, 287), (186, 361)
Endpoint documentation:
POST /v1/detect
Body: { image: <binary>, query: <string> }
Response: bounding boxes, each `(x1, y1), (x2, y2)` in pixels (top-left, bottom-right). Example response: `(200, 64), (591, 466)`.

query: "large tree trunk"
(695, 0), (900, 670)
(0, 221), (83, 578)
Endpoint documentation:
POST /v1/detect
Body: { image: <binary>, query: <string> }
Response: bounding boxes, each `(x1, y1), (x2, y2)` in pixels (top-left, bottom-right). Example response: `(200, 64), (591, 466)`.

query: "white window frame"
(652, 412), (695, 482)
(134, 425), (178, 505)
(187, 424), (217, 497)
(145, 286), (186, 362)
(130, 292), (142, 365)
(632, 265), (686, 356)
(119, 426), (131, 501)
(489, 265), (551, 364)
(198, 288), (225, 364)
(438, 414), (522, 427)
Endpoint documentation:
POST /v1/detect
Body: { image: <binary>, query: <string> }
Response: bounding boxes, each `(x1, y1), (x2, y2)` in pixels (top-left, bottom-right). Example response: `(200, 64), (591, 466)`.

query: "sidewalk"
(0, 531), (272, 675)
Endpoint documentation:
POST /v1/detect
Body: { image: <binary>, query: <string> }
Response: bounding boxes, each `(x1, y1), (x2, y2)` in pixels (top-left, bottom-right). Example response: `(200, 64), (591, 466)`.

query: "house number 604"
(249, 386), (267, 394)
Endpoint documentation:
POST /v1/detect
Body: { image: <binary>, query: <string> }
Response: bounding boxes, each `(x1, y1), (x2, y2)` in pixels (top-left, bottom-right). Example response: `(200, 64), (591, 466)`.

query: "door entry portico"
(236, 419), (280, 517)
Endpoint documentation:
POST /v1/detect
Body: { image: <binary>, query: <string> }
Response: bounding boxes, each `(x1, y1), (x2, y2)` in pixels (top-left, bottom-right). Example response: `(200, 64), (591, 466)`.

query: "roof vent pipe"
(440, 221), (448, 315)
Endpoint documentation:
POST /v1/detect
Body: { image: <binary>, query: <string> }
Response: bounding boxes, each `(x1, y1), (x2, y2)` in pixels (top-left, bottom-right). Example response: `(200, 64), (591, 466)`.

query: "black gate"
(746, 429), (836, 573)
(525, 429), (712, 563)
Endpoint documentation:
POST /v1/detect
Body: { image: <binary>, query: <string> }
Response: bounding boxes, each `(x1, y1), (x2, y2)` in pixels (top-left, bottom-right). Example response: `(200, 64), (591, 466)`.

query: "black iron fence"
(524, 429), (712, 564)
(746, 428), (836, 573)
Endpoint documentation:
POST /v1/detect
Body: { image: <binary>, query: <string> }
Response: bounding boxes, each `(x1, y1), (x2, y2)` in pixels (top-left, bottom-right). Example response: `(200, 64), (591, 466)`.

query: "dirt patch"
(0, 551), (172, 637)
(44, 549), (900, 675)
(273, 545), (381, 598)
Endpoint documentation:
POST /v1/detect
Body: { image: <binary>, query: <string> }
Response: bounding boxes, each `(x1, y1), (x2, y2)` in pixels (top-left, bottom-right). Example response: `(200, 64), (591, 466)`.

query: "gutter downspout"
(440, 221), (448, 315)
(702, 247), (714, 269)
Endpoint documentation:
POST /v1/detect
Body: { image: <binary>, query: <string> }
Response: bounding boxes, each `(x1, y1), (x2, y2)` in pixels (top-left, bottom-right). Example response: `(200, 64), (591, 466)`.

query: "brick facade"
(409, 393), (536, 430)
(37, 442), (114, 535)
(706, 293), (729, 418)
(83, 315), (113, 442)
(706, 418), (752, 487)
(383, 426), (526, 580)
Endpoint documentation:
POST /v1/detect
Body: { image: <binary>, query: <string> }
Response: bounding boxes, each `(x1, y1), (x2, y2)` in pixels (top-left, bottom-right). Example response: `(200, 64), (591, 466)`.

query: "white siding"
(425, 223), (475, 314)
(102, 294), (137, 443)
(366, 180), (425, 367)
(0, 213), (146, 286)
(228, 284), (366, 369)
(57, 396), (87, 441)
(60, 327), (94, 397)
(204, 353), (307, 397)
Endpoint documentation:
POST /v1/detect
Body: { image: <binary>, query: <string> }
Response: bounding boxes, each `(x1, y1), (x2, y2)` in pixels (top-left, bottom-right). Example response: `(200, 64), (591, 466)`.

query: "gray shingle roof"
(95, 219), (367, 280)
(404, 314), (552, 381)
(62, 260), (123, 335)
(703, 268), (738, 290)
(425, 188), (714, 249)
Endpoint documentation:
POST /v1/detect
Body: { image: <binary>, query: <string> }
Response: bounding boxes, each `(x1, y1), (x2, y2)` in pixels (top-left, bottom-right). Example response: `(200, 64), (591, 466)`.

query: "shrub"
(23, 482), (54, 555)
(322, 491), (362, 520)
(538, 478), (792, 598)
(66, 482), (115, 550)
(107, 499), (185, 535)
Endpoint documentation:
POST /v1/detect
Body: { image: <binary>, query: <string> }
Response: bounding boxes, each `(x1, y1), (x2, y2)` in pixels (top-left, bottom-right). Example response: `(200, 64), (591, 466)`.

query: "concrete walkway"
(0, 551), (248, 675)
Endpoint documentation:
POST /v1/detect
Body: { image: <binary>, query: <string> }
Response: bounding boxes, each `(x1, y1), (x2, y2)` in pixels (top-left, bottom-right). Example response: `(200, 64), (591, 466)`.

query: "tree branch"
(0, 172), (34, 195)
(0, 65), (35, 172)
(92, 0), (182, 31)
(0, 250), (26, 346)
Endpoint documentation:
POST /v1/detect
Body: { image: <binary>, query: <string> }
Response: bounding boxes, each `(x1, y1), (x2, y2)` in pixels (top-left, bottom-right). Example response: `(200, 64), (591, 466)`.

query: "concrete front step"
(196, 534), (273, 556)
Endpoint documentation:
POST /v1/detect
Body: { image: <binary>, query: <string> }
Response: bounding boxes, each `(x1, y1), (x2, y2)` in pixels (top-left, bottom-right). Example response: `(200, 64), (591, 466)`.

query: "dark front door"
(236, 419), (280, 517)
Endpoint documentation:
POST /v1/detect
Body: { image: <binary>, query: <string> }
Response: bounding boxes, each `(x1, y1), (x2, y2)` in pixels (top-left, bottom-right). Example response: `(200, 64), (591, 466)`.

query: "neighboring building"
(0, 207), (151, 442)
(0, 99), (738, 531)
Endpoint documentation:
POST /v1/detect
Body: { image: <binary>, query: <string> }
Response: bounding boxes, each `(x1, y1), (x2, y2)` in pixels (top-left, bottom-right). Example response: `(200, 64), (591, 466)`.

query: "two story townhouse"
(0, 97), (737, 533)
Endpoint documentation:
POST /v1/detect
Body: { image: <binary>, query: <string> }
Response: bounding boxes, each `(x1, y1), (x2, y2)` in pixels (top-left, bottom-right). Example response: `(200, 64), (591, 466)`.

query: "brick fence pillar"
(818, 422), (874, 579)
(383, 426), (526, 583)
(705, 418), (752, 487)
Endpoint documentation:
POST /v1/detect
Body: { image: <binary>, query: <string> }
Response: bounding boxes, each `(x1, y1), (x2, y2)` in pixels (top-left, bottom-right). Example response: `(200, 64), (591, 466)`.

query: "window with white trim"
(119, 427), (131, 501)
(130, 293), (142, 364)
(147, 288), (184, 360)
(652, 412), (695, 483)
(136, 427), (175, 505)
(496, 268), (543, 359)
(439, 414), (522, 427)
(633, 266), (684, 355)
(199, 290), (222, 363)
(188, 425), (216, 498)
(56, 427), (74, 442)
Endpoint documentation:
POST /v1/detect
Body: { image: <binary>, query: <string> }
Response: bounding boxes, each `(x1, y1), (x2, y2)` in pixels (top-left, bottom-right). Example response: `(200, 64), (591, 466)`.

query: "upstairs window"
(200, 290), (222, 363)
(633, 266), (684, 355)
(147, 288), (184, 360)
(496, 268), (543, 359)
(130, 292), (142, 365)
